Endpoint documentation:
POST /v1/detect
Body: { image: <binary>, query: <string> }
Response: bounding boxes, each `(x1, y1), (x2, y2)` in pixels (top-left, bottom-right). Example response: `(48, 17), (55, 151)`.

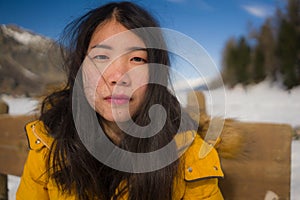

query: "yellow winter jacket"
(17, 120), (224, 199)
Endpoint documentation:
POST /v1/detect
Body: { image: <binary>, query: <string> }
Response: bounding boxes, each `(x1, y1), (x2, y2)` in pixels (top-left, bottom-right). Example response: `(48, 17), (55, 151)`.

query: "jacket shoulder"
(25, 120), (54, 150)
(183, 134), (224, 181)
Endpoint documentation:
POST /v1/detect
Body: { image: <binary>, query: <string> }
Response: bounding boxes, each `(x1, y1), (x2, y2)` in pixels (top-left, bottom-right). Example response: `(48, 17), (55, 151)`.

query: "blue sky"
(0, 0), (284, 69)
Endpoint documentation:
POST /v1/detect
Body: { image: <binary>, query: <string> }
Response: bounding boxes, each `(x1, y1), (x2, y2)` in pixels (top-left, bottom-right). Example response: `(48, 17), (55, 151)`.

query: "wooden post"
(0, 99), (8, 200)
(0, 175), (7, 200)
(187, 90), (206, 115)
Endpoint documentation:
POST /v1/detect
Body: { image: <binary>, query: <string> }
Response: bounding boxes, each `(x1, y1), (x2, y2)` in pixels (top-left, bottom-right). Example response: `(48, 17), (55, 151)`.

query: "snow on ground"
(203, 80), (300, 128)
(1, 95), (39, 116)
(1, 80), (300, 199)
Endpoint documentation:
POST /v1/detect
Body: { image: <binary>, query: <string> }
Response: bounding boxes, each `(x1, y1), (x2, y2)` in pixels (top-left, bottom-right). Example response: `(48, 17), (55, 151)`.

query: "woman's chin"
(102, 114), (132, 123)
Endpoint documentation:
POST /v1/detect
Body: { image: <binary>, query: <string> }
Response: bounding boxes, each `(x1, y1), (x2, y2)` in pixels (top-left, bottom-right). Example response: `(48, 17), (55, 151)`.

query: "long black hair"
(40, 1), (197, 199)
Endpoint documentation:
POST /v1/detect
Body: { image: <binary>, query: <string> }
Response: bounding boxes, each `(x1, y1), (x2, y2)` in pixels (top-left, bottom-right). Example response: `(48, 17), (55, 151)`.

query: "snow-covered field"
(203, 81), (300, 128)
(1, 80), (300, 200)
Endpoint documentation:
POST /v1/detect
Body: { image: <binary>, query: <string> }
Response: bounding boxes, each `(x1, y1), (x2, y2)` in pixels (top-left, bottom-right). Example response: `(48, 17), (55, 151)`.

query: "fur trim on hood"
(185, 91), (245, 159)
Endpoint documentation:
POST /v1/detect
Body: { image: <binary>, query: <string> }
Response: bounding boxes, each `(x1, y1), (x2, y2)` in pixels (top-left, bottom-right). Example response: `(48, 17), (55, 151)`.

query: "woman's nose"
(108, 72), (130, 86)
(106, 59), (131, 86)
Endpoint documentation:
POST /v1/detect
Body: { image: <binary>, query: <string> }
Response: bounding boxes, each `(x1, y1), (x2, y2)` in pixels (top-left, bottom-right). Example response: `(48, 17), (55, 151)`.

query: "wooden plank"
(0, 100), (9, 200)
(0, 114), (36, 176)
(219, 122), (292, 200)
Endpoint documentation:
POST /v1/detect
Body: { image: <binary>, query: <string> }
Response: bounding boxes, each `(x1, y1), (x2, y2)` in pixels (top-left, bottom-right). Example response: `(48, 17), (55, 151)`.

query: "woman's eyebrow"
(91, 44), (112, 50)
(126, 46), (147, 52)
(91, 44), (147, 52)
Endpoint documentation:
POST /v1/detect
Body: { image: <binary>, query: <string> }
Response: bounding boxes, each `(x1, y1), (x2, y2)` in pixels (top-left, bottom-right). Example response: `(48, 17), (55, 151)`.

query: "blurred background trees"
(221, 0), (300, 89)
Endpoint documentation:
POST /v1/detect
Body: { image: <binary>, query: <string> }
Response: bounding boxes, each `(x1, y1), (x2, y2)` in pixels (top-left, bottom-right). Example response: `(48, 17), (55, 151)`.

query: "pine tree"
(252, 45), (266, 83)
(222, 37), (238, 87)
(235, 37), (251, 85)
(276, 0), (300, 89)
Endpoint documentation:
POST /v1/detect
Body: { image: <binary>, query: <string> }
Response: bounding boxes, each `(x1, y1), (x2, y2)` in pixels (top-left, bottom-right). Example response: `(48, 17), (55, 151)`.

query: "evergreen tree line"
(221, 0), (300, 89)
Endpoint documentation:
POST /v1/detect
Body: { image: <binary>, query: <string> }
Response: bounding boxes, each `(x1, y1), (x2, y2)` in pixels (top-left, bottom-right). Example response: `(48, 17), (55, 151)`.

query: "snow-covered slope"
(1, 24), (51, 47)
(0, 24), (64, 96)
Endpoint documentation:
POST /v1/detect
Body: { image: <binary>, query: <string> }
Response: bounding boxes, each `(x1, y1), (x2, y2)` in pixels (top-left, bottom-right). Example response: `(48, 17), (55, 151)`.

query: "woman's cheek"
(82, 66), (102, 109)
(131, 65), (149, 90)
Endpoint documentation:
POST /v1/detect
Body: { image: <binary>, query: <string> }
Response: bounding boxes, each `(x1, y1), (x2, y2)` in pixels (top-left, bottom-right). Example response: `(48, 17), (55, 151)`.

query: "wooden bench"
(0, 98), (293, 199)
(219, 122), (292, 200)
(0, 114), (35, 177)
(0, 100), (36, 199)
(186, 91), (293, 199)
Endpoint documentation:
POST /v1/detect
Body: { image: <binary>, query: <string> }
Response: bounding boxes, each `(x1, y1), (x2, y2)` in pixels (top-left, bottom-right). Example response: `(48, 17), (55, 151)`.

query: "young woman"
(17, 1), (224, 199)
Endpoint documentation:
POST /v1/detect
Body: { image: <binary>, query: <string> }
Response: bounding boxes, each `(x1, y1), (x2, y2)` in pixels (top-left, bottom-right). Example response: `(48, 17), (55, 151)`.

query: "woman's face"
(82, 20), (149, 122)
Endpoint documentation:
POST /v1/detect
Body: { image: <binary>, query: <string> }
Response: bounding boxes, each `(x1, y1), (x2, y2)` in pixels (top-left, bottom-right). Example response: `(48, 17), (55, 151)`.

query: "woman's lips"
(104, 95), (131, 105)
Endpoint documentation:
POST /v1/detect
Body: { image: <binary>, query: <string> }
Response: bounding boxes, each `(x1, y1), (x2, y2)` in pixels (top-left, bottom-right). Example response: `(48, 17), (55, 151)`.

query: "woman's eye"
(93, 55), (109, 60)
(131, 57), (147, 63)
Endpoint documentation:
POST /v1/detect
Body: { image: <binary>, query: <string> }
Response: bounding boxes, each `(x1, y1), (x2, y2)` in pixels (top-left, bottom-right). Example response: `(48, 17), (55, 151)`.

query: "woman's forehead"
(88, 20), (145, 52)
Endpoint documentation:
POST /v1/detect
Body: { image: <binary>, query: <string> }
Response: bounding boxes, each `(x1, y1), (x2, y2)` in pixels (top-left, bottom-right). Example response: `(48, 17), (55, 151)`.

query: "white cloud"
(242, 4), (274, 18)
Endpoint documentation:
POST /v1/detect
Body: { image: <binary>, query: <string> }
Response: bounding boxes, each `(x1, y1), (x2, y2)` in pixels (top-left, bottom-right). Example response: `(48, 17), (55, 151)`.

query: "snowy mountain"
(0, 24), (65, 96)
(1, 24), (52, 47)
